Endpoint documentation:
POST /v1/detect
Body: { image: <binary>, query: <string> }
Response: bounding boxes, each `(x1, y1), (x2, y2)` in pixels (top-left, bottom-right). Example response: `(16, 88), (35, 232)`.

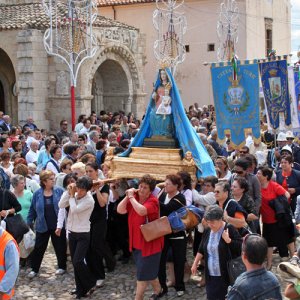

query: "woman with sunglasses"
(191, 205), (242, 300)
(257, 166), (295, 270)
(214, 182), (247, 231)
(214, 156), (231, 181)
(231, 177), (258, 232)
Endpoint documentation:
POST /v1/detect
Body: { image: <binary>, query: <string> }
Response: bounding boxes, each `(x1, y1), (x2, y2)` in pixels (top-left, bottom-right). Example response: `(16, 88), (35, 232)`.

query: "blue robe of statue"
(120, 68), (216, 178)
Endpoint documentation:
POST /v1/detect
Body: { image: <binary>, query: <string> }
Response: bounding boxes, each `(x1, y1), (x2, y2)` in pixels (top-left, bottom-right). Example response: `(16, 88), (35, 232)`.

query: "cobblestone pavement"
(15, 245), (289, 300)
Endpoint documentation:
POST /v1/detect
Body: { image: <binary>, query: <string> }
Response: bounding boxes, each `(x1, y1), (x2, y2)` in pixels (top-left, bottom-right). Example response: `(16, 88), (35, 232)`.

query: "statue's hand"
(152, 92), (157, 100)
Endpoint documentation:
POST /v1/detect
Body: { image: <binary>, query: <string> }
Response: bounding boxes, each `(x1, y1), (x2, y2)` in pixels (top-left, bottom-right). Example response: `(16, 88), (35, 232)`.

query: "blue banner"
(295, 71), (300, 125)
(260, 60), (291, 129)
(211, 63), (260, 148)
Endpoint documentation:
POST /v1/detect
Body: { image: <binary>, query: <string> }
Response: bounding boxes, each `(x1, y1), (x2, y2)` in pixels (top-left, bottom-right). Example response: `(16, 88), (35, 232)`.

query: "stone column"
(17, 29), (49, 129)
(125, 96), (133, 114)
(132, 91), (147, 120)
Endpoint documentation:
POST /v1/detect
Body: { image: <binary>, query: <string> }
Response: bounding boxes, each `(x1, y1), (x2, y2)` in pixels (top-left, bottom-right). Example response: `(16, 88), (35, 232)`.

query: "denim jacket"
(27, 186), (64, 233)
(227, 268), (282, 300)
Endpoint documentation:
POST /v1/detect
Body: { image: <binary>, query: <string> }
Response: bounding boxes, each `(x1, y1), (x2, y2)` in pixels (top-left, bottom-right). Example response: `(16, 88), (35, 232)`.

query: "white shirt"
(58, 191), (95, 233)
(45, 159), (60, 175)
(25, 149), (40, 164)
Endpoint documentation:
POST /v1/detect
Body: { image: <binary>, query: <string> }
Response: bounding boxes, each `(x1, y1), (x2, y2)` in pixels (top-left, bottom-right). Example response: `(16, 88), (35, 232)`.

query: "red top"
(260, 180), (287, 224)
(127, 193), (164, 257)
(282, 171), (292, 203)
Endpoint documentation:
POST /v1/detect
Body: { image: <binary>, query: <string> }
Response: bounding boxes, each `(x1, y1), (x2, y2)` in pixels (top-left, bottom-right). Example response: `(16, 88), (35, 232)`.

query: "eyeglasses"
(214, 190), (221, 194)
(62, 123), (68, 126)
(203, 183), (212, 187)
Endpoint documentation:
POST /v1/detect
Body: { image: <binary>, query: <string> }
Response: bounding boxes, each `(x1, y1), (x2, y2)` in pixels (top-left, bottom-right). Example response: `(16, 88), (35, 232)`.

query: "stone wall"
(17, 29), (49, 129)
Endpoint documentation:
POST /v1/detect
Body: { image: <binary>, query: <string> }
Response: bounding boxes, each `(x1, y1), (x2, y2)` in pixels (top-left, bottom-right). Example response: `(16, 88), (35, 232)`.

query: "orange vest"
(0, 230), (19, 299)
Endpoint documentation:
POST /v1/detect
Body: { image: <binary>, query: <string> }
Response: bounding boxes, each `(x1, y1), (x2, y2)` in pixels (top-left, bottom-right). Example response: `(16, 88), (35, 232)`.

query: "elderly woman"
(276, 154), (300, 213)
(13, 164), (40, 193)
(214, 156), (231, 181)
(257, 166), (295, 270)
(158, 174), (186, 297)
(11, 174), (33, 222)
(191, 205), (242, 300)
(59, 176), (96, 299)
(117, 175), (164, 300)
(231, 177), (258, 232)
(27, 170), (67, 278)
(214, 182), (247, 231)
(71, 162), (86, 177)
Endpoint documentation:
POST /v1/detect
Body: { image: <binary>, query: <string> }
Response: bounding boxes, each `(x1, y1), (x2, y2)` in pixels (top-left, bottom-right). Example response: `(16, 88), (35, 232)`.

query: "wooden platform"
(109, 147), (196, 181)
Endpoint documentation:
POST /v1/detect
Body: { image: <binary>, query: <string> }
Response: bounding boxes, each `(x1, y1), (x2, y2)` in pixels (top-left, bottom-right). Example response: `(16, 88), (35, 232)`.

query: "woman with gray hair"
(11, 174), (33, 222)
(191, 205), (242, 300)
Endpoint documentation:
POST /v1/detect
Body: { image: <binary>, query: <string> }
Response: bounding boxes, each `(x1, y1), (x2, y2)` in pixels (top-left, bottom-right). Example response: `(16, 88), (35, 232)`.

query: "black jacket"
(198, 223), (242, 285)
(276, 169), (300, 211)
(159, 192), (186, 238)
(269, 195), (292, 228)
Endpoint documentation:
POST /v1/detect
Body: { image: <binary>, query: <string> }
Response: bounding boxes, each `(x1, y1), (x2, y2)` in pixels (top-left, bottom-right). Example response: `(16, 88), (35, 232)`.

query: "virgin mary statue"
(119, 68), (216, 178)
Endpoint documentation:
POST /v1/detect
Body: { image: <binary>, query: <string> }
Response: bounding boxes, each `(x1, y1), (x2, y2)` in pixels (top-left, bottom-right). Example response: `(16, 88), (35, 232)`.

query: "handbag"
(140, 216), (172, 242)
(140, 199), (172, 242)
(225, 224), (246, 285)
(2, 190), (29, 243)
(227, 256), (246, 285)
(173, 199), (200, 230)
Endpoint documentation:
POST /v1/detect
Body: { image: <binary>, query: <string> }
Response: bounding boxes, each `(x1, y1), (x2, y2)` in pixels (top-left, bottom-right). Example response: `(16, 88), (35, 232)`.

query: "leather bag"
(173, 199), (200, 231)
(140, 216), (172, 242)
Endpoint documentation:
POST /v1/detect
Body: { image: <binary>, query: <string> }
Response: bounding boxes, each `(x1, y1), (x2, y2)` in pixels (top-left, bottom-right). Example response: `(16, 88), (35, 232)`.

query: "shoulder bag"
(173, 198), (200, 230)
(2, 190), (29, 243)
(225, 224), (246, 285)
(140, 199), (172, 242)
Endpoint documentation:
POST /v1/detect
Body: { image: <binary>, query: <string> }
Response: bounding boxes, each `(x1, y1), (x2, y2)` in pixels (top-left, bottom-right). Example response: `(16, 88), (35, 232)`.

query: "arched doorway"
(0, 49), (17, 121)
(92, 60), (129, 114)
(0, 81), (4, 112)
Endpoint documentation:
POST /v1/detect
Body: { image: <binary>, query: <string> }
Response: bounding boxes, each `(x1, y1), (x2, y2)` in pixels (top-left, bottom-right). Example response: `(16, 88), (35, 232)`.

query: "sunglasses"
(234, 170), (244, 175)
(242, 233), (261, 249)
(214, 190), (221, 194)
(239, 151), (247, 154)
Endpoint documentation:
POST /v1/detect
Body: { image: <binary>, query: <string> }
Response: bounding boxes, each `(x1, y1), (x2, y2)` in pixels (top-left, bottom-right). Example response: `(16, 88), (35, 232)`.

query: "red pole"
(71, 85), (76, 130)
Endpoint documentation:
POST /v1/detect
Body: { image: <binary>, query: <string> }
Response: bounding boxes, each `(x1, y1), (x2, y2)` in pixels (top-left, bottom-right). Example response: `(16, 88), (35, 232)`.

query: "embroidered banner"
(260, 60), (291, 129)
(211, 63), (260, 148)
(287, 66), (300, 130)
(294, 70), (300, 126)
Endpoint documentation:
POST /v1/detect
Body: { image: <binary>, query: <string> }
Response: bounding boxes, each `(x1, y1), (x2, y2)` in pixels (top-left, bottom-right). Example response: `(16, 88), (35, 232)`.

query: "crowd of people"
(0, 105), (300, 299)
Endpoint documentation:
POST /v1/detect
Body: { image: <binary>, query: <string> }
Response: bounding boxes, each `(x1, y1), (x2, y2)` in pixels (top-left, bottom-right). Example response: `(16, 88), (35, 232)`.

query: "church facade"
(0, 0), (147, 129)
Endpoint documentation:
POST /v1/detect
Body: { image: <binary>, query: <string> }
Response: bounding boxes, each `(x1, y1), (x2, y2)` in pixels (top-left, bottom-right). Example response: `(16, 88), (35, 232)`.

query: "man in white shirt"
(25, 141), (40, 164)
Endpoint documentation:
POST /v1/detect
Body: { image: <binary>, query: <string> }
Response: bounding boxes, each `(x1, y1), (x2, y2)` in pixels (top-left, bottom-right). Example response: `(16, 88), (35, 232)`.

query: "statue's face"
(160, 70), (167, 81)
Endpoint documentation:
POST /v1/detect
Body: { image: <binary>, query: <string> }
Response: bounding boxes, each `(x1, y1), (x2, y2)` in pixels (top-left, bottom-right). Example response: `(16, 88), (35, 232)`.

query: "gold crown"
(158, 58), (171, 70)
(269, 69), (278, 77)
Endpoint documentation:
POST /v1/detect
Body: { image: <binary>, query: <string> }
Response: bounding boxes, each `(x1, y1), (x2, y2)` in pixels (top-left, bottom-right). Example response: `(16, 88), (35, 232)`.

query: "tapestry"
(211, 62), (260, 148)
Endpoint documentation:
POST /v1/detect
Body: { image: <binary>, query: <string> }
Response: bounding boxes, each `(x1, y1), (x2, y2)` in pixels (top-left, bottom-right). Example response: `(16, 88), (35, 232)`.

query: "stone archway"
(92, 60), (130, 114)
(0, 49), (17, 121)
(0, 81), (4, 112)
(87, 44), (146, 117)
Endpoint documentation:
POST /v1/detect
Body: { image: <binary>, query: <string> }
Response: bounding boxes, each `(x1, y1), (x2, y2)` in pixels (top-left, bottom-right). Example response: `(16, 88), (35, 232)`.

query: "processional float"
(108, 0), (215, 180)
